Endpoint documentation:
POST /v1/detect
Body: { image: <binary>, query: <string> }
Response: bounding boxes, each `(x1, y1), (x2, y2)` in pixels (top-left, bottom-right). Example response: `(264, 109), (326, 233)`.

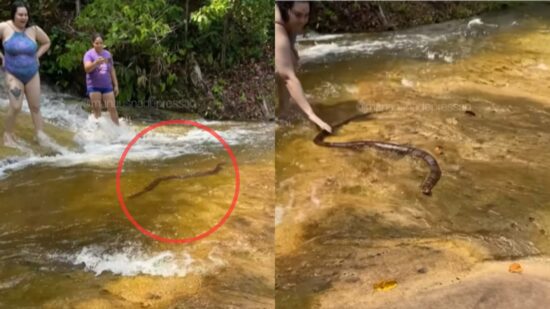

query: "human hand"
(114, 85), (119, 97)
(309, 114), (332, 133)
(95, 57), (106, 65)
(317, 121), (332, 133)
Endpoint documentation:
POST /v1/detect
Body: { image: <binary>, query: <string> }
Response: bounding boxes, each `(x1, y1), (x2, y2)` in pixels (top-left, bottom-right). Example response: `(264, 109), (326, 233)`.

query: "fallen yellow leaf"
(373, 280), (398, 291)
(509, 263), (523, 274)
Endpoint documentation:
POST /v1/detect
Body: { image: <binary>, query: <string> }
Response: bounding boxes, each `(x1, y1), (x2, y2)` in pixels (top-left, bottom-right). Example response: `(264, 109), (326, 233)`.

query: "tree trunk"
(184, 0), (189, 43)
(75, 0), (81, 16)
(221, 12), (229, 68)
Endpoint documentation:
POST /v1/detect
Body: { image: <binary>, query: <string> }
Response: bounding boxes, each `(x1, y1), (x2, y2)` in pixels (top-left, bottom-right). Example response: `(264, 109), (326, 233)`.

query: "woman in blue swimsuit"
(0, 2), (51, 147)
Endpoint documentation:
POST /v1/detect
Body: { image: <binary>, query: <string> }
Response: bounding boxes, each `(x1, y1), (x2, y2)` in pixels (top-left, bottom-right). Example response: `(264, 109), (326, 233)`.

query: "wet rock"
(464, 110), (476, 116)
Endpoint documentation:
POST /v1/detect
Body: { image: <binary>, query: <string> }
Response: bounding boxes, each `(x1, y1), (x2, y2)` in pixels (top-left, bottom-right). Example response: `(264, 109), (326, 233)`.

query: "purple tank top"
(83, 49), (113, 88)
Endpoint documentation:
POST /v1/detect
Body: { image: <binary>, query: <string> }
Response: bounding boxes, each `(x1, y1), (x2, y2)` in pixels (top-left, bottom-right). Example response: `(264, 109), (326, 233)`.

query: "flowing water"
(0, 75), (274, 307)
(276, 5), (550, 308)
(4, 4), (550, 309)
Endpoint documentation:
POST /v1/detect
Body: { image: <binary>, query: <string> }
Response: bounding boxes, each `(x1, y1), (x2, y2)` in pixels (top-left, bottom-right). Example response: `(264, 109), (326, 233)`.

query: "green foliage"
(30, 0), (272, 107)
(55, 0), (183, 103)
(191, 0), (232, 32)
(190, 0), (272, 68)
(311, 2), (528, 33)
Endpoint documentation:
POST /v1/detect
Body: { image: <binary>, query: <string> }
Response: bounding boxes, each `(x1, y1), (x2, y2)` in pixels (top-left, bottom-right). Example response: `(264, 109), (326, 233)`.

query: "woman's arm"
(110, 60), (119, 96)
(0, 22), (6, 66)
(275, 25), (332, 133)
(34, 26), (51, 58)
(83, 56), (105, 73)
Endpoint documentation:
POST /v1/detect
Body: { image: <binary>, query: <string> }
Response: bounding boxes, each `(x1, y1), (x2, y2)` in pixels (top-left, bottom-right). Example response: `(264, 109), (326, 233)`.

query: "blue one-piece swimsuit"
(3, 31), (39, 85)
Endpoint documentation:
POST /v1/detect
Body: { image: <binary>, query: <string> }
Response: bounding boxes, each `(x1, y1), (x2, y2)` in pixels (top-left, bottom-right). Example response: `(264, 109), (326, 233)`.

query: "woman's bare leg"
(3, 73), (25, 146)
(102, 92), (119, 125)
(89, 92), (102, 119)
(24, 73), (44, 135)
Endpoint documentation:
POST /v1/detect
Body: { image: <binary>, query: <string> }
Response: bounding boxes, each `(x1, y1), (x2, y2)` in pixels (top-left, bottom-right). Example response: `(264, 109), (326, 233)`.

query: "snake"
(313, 113), (441, 195)
(128, 163), (224, 199)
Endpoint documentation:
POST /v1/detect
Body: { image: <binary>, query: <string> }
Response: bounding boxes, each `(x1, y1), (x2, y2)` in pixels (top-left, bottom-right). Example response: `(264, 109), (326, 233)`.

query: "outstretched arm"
(275, 25), (332, 133)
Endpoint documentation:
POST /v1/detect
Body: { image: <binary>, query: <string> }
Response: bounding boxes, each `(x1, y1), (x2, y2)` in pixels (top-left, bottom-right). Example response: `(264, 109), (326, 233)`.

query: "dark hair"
(276, 1), (311, 23)
(91, 32), (103, 42)
(11, 1), (32, 28)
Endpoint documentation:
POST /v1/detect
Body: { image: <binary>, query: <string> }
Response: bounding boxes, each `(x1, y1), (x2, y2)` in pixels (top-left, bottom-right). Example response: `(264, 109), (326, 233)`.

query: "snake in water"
(128, 163), (224, 199)
(313, 113), (441, 195)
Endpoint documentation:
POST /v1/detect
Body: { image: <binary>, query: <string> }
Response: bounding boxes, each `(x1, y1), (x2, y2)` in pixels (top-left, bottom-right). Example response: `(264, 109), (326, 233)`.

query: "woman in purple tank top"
(0, 1), (52, 148)
(83, 33), (120, 125)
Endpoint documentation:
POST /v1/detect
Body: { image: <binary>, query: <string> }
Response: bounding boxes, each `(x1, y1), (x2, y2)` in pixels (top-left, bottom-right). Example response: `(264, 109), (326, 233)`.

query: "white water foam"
(0, 93), (274, 179)
(467, 17), (498, 29)
(298, 33), (346, 43)
(296, 15), (509, 65)
(49, 245), (225, 277)
(298, 33), (454, 63)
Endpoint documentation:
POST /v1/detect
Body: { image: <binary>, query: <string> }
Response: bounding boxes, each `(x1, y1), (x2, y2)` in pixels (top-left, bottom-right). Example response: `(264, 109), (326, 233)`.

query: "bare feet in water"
(2, 132), (33, 154)
(2, 132), (19, 148)
(3, 131), (67, 155)
(36, 130), (68, 155)
(36, 130), (52, 147)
